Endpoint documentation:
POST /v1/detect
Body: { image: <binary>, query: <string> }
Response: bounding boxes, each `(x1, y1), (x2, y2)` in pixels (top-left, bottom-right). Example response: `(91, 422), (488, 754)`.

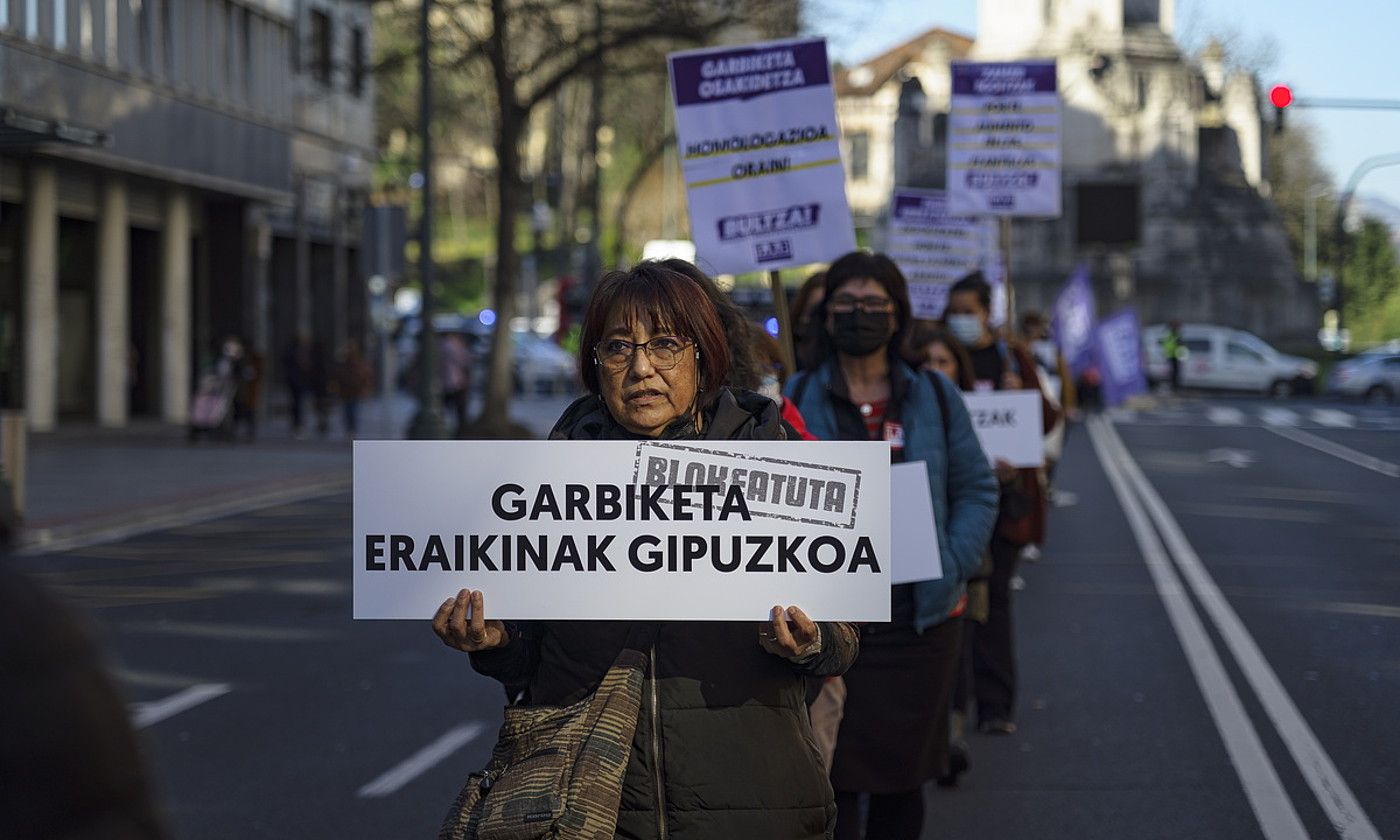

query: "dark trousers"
(343, 399), (360, 436)
(973, 534), (1020, 721)
(288, 386), (305, 432)
(834, 790), (923, 840)
(1169, 357), (1182, 392)
(443, 389), (468, 437)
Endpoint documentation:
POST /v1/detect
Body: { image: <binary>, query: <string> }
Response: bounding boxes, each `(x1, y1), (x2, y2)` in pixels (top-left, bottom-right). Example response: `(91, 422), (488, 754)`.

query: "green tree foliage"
(373, 0), (798, 434)
(1343, 218), (1400, 344)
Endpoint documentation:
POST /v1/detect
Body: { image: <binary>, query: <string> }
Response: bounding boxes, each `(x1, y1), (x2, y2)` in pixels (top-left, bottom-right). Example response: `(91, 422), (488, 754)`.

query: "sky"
(807, 0), (1400, 212)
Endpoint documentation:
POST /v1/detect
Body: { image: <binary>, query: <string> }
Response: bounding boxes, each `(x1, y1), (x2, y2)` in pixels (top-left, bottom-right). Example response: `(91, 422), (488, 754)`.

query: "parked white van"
(1142, 324), (1318, 396)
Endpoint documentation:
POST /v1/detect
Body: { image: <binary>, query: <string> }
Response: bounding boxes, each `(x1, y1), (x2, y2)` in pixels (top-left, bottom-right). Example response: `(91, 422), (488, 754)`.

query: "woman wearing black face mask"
(785, 252), (998, 840)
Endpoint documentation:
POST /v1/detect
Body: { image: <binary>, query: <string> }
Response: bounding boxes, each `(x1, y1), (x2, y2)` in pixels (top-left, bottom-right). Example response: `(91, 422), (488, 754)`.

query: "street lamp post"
(407, 0), (446, 439)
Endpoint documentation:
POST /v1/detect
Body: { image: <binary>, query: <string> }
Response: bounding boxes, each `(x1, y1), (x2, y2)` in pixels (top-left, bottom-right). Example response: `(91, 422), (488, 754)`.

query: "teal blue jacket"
(786, 359), (999, 632)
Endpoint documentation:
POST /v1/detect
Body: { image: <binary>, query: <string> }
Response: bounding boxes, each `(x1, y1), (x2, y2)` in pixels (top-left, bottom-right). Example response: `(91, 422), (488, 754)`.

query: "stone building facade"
(0, 0), (374, 432)
(835, 0), (1315, 342)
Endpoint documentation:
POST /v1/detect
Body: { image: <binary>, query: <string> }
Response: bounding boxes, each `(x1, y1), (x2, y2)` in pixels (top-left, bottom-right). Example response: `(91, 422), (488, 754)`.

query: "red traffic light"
(1270, 84), (1294, 109)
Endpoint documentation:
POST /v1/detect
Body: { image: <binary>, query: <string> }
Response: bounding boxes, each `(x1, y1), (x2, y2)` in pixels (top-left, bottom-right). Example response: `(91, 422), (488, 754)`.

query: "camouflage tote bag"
(438, 628), (656, 840)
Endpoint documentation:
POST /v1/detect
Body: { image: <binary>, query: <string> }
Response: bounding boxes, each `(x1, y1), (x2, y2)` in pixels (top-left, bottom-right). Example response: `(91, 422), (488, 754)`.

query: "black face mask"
(832, 311), (891, 358)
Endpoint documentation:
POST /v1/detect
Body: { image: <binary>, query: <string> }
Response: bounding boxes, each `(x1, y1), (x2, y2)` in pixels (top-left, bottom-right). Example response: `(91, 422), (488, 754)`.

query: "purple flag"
(1095, 307), (1148, 407)
(1051, 265), (1095, 375)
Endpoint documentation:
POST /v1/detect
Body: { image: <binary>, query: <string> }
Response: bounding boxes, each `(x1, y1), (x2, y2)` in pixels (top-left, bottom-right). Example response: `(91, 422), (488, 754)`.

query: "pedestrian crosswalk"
(1107, 401), (1400, 431)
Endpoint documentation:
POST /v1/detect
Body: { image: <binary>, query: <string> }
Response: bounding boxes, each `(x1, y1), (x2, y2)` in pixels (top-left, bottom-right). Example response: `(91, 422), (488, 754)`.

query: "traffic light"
(1270, 84), (1293, 134)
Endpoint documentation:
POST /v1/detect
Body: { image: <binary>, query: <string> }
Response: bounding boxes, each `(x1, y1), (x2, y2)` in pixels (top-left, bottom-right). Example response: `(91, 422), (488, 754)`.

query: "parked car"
(511, 330), (578, 395)
(1142, 323), (1318, 397)
(1327, 345), (1400, 403)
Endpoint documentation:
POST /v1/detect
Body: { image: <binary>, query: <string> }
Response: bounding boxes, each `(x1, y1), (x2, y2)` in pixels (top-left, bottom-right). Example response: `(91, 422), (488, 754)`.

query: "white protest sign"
(354, 440), (891, 622)
(668, 38), (856, 275)
(948, 61), (1061, 217)
(891, 462), (942, 585)
(961, 390), (1044, 468)
(886, 188), (998, 319)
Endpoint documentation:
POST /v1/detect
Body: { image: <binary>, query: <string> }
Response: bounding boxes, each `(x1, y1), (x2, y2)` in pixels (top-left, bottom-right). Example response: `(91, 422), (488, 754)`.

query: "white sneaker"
(1020, 544), (1041, 563)
(1010, 575), (1026, 591)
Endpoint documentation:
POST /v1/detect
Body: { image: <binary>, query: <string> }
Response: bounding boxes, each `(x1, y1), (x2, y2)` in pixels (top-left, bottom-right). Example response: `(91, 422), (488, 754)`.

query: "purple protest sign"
(947, 61), (1061, 217)
(670, 39), (831, 107)
(667, 37), (855, 274)
(1095, 307), (1148, 407)
(1051, 266), (1096, 376)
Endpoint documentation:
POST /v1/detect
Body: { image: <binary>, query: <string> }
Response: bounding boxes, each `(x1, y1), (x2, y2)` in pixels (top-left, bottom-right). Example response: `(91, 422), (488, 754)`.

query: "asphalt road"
(14, 394), (1399, 840)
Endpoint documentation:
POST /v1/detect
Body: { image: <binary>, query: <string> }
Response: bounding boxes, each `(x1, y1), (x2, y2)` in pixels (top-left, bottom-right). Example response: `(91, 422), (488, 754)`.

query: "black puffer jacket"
(471, 388), (860, 840)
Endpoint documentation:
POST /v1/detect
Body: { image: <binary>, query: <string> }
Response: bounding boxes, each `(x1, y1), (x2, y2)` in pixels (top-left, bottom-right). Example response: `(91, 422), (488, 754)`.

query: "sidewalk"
(17, 391), (579, 554)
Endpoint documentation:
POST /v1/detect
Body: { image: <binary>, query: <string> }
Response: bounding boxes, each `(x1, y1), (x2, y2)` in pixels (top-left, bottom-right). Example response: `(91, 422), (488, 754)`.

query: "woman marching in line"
(433, 261), (860, 840)
(944, 271), (1060, 736)
(904, 321), (984, 787)
(785, 252), (998, 840)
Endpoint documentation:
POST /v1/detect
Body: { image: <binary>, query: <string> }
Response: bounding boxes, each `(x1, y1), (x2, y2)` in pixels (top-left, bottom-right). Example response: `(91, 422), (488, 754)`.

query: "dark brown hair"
(819, 251), (912, 360)
(578, 261), (731, 395)
(791, 271), (826, 371)
(660, 258), (763, 391)
(904, 320), (976, 391)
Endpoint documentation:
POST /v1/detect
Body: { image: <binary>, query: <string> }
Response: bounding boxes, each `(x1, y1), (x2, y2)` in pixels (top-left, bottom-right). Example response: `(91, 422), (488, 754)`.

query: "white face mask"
(947, 314), (983, 346)
(758, 374), (782, 404)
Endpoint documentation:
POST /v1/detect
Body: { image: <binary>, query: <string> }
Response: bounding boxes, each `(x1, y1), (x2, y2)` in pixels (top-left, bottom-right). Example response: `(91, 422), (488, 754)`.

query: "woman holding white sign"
(785, 252), (998, 840)
(433, 262), (859, 840)
(946, 271), (1061, 736)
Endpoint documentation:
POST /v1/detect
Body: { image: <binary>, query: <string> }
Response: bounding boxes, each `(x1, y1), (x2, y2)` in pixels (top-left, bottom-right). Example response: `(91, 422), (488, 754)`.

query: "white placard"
(947, 61), (1062, 217)
(961, 390), (1045, 467)
(890, 462), (943, 585)
(886, 188), (998, 319)
(668, 38), (856, 275)
(353, 440), (891, 621)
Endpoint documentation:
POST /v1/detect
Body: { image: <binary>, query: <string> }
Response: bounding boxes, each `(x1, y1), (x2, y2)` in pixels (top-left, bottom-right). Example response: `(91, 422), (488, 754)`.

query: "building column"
(23, 163), (59, 433)
(331, 187), (349, 354)
(96, 176), (130, 427)
(294, 178), (312, 336)
(161, 188), (192, 424)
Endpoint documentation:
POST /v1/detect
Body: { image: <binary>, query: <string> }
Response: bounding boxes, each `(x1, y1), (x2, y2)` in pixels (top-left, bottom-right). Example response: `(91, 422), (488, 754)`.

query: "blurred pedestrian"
(310, 340), (332, 438)
(792, 271), (827, 372)
(1161, 320), (1185, 393)
(786, 252), (997, 840)
(232, 340), (264, 442)
(439, 332), (472, 438)
(904, 321), (986, 786)
(435, 261), (859, 840)
(0, 476), (169, 840)
(946, 271), (1061, 735)
(334, 340), (375, 438)
(282, 335), (313, 438)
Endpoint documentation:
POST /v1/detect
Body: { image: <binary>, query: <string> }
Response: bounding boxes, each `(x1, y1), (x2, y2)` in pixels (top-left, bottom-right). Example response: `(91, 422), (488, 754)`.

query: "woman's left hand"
(759, 605), (822, 659)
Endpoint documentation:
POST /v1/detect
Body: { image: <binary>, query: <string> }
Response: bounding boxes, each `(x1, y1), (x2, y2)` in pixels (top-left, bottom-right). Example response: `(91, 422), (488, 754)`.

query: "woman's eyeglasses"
(594, 336), (695, 371)
(828, 295), (896, 314)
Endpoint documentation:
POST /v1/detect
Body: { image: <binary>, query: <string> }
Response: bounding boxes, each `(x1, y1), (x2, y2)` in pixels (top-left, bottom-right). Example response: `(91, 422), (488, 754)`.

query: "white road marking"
(357, 722), (488, 798)
(1207, 448), (1256, 469)
(1094, 417), (1383, 840)
(1207, 406), (1247, 426)
(1261, 407), (1301, 427)
(131, 683), (231, 729)
(1268, 426), (1400, 479)
(1310, 409), (1357, 428)
(1314, 602), (1400, 621)
(1086, 417), (1308, 840)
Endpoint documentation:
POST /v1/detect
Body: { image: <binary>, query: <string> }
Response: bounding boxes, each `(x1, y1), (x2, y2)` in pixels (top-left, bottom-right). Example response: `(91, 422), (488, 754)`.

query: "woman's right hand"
(432, 589), (510, 653)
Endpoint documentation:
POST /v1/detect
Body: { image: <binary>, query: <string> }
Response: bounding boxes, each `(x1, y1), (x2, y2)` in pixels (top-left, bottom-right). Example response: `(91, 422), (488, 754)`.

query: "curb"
(16, 475), (352, 556)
